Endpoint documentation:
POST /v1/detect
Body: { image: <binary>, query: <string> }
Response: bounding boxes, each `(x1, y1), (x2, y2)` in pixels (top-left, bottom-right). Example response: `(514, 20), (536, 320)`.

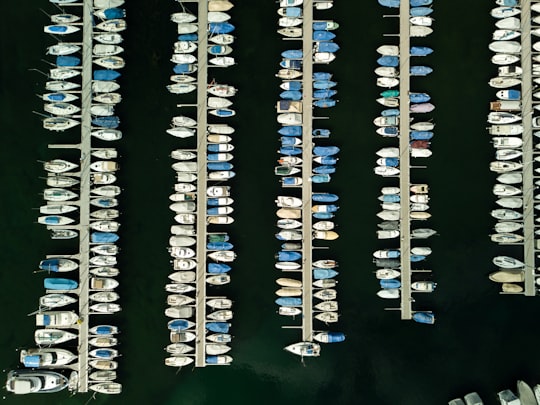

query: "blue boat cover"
(276, 251), (301, 261)
(410, 6), (433, 16)
(173, 64), (194, 74)
(315, 156), (337, 165)
(275, 297), (302, 306)
(206, 355), (220, 364)
(207, 242), (233, 251)
(413, 312), (435, 324)
(92, 116), (120, 128)
(95, 325), (114, 335)
(498, 0), (518, 4)
(208, 144), (226, 152)
(212, 109), (234, 117)
(313, 146), (340, 156)
(207, 263), (231, 274)
(313, 269), (338, 279)
(91, 232), (119, 243)
(207, 198), (227, 206)
(92, 198), (115, 207)
(280, 59), (302, 69)
(282, 6), (302, 17)
(178, 33), (198, 41)
(280, 146), (302, 155)
(279, 126), (302, 136)
(41, 314), (51, 325)
(381, 194), (400, 202)
(313, 212), (334, 219)
(381, 279), (401, 289)
(312, 193), (338, 202)
(313, 80), (337, 90)
(101, 8), (126, 19)
(381, 158), (399, 167)
(207, 207), (223, 215)
(281, 177), (299, 186)
(93, 70), (121, 81)
(313, 165), (336, 174)
(314, 99), (336, 108)
(317, 42), (340, 53)
(505, 89), (521, 100)
(281, 137), (299, 146)
(323, 332), (346, 343)
(207, 162), (233, 171)
(312, 21), (334, 30)
(45, 93), (68, 101)
(380, 127), (399, 136)
(56, 56), (80, 66)
(94, 349), (113, 358)
(168, 319), (192, 331)
(208, 22), (235, 34)
(23, 355), (41, 368)
(410, 254), (426, 262)
(410, 131), (433, 140)
(410, 46), (433, 56)
(313, 89), (337, 99)
(40, 259), (60, 271)
(281, 50), (303, 59)
(43, 216), (61, 225)
(311, 174), (331, 183)
(378, 0), (400, 7)
(381, 109), (400, 117)
(377, 55), (399, 67)
(44, 277), (78, 290)
(410, 0), (432, 6)
(206, 322), (230, 333)
(48, 25), (70, 32)
(410, 93), (431, 103)
(312, 129), (331, 137)
(283, 81), (302, 91)
(280, 90), (302, 101)
(410, 66), (433, 76)
(207, 154), (225, 161)
(313, 72), (332, 80)
(313, 30), (335, 41)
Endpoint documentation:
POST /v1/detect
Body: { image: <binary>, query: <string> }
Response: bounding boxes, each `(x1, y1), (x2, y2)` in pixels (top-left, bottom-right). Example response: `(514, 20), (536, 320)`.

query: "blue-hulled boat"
(316, 42), (340, 53)
(410, 255), (426, 262)
(410, 46), (433, 56)
(279, 126), (302, 136)
(311, 174), (331, 183)
(410, 131), (433, 140)
(206, 322), (230, 333)
(381, 108), (400, 117)
(275, 297), (302, 306)
(282, 81), (302, 91)
(313, 31), (336, 41)
(207, 162), (233, 171)
(208, 263), (231, 274)
(56, 56), (80, 67)
(208, 22), (235, 34)
(412, 312), (435, 324)
(207, 207), (228, 215)
(314, 331), (345, 343)
(281, 49), (303, 59)
(92, 116), (120, 128)
(281, 137), (301, 146)
(315, 156), (338, 165)
(313, 165), (335, 174)
(410, 6), (433, 16)
(173, 64), (197, 74)
(313, 146), (340, 156)
(93, 70), (121, 81)
(168, 319), (195, 331)
(276, 251), (302, 261)
(313, 72), (332, 80)
(280, 59), (302, 70)
(312, 193), (338, 202)
(178, 33), (198, 41)
(380, 279), (401, 289)
(280, 6), (302, 17)
(314, 99), (336, 108)
(207, 242), (233, 251)
(280, 146), (302, 155)
(377, 55), (399, 67)
(411, 0), (432, 6)
(381, 89), (399, 98)
(312, 21), (338, 31)
(208, 144), (229, 152)
(378, 0), (399, 7)
(410, 66), (432, 76)
(313, 129), (330, 137)
(44, 278), (78, 290)
(313, 80), (337, 89)
(207, 154), (230, 161)
(379, 157), (399, 167)
(313, 269), (339, 279)
(97, 8), (126, 19)
(380, 194), (400, 202)
(313, 212), (334, 219)
(410, 93), (431, 103)
(280, 90), (302, 100)
(91, 232), (119, 243)
(313, 89), (337, 99)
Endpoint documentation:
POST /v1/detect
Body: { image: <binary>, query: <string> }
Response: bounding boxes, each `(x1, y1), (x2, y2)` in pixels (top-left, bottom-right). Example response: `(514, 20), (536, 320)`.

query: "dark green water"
(2, 1), (540, 404)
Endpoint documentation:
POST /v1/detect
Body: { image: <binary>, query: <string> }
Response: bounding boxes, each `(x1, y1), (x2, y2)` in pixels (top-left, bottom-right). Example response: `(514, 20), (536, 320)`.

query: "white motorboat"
(492, 136), (522, 148)
(167, 126), (196, 137)
(490, 270), (524, 283)
(207, 310), (233, 321)
(36, 311), (79, 327)
(177, 23), (198, 34)
(278, 27), (303, 37)
(495, 149), (522, 161)
(276, 69), (303, 80)
(313, 289), (337, 300)
(497, 172), (522, 184)
(171, 150), (197, 161)
(166, 343), (193, 355)
(315, 312), (339, 323)
(410, 16), (433, 26)
(376, 45), (399, 56)
(490, 233), (524, 243)
(489, 77), (521, 88)
(313, 52), (336, 64)
(209, 34), (235, 45)
(90, 103), (115, 117)
(410, 25), (432, 37)
(165, 306), (193, 318)
(411, 281), (437, 292)
(208, 124), (235, 134)
(168, 294), (195, 306)
(377, 77), (399, 88)
(44, 102), (80, 116)
(174, 41), (197, 54)
(91, 173), (117, 185)
(91, 148), (118, 159)
(170, 12), (196, 23)
(93, 44), (124, 56)
(487, 112), (521, 124)
(169, 235), (196, 247)
(174, 213), (196, 225)
(92, 81), (121, 93)
(494, 221), (523, 233)
(89, 291), (120, 302)
(208, 251), (236, 262)
(498, 65), (522, 77)
(89, 337), (118, 349)
(488, 40), (521, 54)
(206, 343), (231, 355)
(6, 370), (69, 394)
(39, 293), (77, 308)
(374, 166), (400, 176)
(89, 382), (122, 395)
(493, 255), (525, 269)
(43, 188), (78, 202)
(171, 53), (197, 64)
(491, 6), (520, 19)
(496, 16), (520, 30)
(284, 342), (320, 357)
(165, 284), (195, 294)
(94, 33), (123, 45)
(90, 277), (119, 290)
(51, 13), (80, 24)
(95, 19), (127, 33)
(206, 298), (232, 309)
(91, 303), (121, 313)
(90, 220), (120, 232)
(207, 275), (231, 285)
(489, 161), (523, 173)
(47, 43), (81, 56)
(375, 67), (399, 78)
(89, 370), (117, 382)
(275, 196), (302, 208)
(207, 84), (237, 97)
(34, 328), (77, 345)
(89, 360), (118, 370)
(46, 80), (79, 92)
(493, 184), (521, 196)
(165, 356), (194, 367)
(375, 269), (401, 280)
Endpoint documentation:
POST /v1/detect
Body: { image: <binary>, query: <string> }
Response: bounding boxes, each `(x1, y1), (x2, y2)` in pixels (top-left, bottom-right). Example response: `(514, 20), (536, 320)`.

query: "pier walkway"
(398, 0), (412, 319)
(519, 0), (536, 296)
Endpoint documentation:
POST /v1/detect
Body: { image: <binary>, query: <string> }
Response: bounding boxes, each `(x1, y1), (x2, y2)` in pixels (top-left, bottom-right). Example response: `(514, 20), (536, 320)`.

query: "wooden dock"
(194, 0), (209, 368)
(301, 2), (314, 342)
(519, 0), (536, 296)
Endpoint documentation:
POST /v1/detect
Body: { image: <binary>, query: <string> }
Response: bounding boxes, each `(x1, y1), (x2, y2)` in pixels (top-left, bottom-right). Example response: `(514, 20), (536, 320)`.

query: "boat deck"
(398, 0), (412, 319)
(519, 0), (536, 296)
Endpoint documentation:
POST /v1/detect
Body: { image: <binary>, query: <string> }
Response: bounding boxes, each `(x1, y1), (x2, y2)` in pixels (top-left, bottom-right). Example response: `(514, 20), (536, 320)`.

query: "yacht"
(6, 370), (68, 394)
(20, 348), (76, 367)
(284, 342), (321, 357)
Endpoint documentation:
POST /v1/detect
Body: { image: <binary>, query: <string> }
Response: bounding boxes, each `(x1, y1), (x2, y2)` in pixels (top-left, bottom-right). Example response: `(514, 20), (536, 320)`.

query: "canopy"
(279, 126), (302, 136)
(312, 72), (332, 80)
(40, 259), (59, 271)
(207, 242), (233, 251)
(317, 42), (339, 53)
(23, 355), (41, 368)
(91, 232), (119, 243)
(313, 269), (338, 279)
(313, 31), (335, 41)
(206, 322), (230, 333)
(56, 56), (80, 66)
(275, 297), (302, 306)
(208, 22), (235, 34)
(93, 70), (121, 81)
(207, 263), (231, 274)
